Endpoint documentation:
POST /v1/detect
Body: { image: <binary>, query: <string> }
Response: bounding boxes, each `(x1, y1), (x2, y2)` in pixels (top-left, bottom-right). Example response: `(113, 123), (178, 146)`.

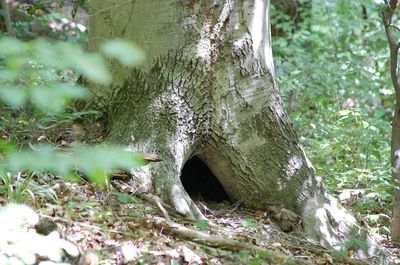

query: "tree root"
(152, 216), (377, 265)
(141, 194), (374, 265)
(284, 242), (371, 265)
(148, 216), (306, 264)
(138, 193), (188, 220)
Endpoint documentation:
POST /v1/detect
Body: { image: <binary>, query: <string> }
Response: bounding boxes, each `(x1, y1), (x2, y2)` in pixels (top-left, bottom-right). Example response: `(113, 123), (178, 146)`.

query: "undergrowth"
(272, 0), (394, 234)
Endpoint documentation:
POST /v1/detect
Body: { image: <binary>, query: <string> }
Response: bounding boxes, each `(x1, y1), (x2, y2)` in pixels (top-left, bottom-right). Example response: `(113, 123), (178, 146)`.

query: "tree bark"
(0, 0), (15, 36)
(88, 0), (386, 261)
(382, 0), (400, 243)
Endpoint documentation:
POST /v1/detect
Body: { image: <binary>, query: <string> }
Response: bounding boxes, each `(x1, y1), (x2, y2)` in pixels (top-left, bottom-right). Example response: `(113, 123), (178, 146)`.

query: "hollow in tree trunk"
(88, 0), (386, 260)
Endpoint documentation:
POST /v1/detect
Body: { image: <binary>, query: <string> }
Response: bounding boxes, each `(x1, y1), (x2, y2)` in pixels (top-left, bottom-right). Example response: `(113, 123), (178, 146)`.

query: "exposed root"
(150, 216), (377, 265)
(140, 194), (375, 265)
(139, 193), (175, 222)
(157, 180), (207, 221)
(151, 217), (307, 264)
(284, 242), (371, 265)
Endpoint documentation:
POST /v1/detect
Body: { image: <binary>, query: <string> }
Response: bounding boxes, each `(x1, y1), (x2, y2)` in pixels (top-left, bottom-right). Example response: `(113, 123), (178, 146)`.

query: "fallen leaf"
(177, 245), (202, 264)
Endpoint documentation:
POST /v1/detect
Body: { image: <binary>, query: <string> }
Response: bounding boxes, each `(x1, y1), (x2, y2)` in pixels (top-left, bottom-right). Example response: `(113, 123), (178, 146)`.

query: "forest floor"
(2, 172), (399, 265)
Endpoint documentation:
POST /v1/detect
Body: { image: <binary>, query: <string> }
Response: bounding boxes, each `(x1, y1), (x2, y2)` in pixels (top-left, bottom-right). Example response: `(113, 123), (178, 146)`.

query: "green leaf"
(8, 145), (71, 176)
(0, 85), (27, 107)
(5, 144), (150, 187)
(31, 83), (88, 113)
(35, 40), (112, 84)
(242, 218), (257, 228)
(73, 53), (112, 84)
(0, 37), (27, 56)
(116, 192), (138, 204)
(249, 259), (262, 265)
(34, 40), (75, 69)
(371, 150), (382, 162)
(101, 39), (145, 67)
(361, 120), (369, 128)
(71, 145), (149, 186)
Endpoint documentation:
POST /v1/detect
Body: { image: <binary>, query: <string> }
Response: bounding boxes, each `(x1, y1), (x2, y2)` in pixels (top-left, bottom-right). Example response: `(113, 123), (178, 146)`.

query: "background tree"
(0, 0), (14, 36)
(382, 0), (400, 243)
(88, 0), (384, 257)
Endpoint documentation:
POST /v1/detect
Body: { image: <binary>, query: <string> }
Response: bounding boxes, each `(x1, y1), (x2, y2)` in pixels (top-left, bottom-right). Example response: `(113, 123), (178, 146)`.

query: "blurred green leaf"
(0, 38), (27, 56)
(30, 83), (88, 113)
(73, 53), (112, 84)
(0, 85), (27, 107)
(8, 145), (71, 176)
(8, 145), (149, 187)
(71, 146), (149, 185)
(101, 39), (145, 67)
(6, 144), (149, 187)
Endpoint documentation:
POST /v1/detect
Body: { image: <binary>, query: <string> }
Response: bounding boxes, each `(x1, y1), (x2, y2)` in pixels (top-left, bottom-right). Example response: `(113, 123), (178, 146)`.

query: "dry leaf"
(177, 245), (202, 264)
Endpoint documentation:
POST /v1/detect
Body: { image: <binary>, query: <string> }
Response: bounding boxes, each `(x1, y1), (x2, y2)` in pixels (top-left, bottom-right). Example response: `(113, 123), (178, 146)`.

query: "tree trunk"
(391, 104), (400, 242)
(89, 0), (385, 260)
(382, 0), (400, 243)
(0, 0), (15, 36)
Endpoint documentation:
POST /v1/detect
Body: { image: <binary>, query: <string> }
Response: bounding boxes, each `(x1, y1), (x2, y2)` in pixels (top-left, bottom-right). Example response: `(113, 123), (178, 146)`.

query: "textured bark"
(89, 0), (386, 261)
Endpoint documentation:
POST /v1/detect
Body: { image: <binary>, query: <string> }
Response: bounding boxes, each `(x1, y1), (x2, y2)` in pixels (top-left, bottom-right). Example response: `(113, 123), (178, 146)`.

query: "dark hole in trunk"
(181, 156), (230, 203)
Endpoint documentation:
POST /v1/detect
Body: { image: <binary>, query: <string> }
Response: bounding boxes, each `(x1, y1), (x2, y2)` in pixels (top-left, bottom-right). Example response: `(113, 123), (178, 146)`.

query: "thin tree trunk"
(382, 0), (400, 243)
(88, 0), (388, 261)
(0, 0), (15, 36)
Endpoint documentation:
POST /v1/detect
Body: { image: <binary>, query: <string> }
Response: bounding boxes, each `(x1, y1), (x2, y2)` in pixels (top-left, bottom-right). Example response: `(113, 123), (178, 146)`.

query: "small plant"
(242, 218), (258, 228)
(0, 172), (33, 202)
(115, 192), (140, 204)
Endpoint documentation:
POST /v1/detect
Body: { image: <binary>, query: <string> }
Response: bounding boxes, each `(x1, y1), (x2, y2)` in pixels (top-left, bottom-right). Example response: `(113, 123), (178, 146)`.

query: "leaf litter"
(1, 172), (399, 265)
